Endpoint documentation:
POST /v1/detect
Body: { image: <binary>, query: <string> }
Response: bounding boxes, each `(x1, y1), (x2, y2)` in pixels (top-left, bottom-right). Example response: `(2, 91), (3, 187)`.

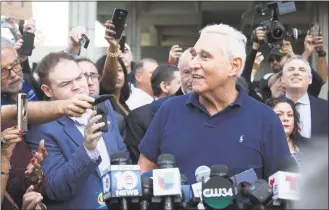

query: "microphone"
(104, 152), (142, 210)
(202, 165), (235, 209)
(237, 179), (273, 209)
(195, 166), (211, 183)
(230, 168), (258, 187)
(140, 176), (153, 210)
(268, 170), (300, 201)
(191, 166), (211, 209)
(210, 164), (229, 179)
(153, 154), (181, 210)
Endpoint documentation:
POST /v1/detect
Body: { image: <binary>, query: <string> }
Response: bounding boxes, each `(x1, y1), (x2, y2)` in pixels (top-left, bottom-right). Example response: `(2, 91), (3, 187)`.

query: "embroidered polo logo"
(239, 135), (244, 143)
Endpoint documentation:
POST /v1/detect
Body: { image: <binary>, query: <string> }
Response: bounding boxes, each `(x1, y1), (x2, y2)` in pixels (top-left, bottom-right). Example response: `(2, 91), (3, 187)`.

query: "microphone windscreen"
(210, 164), (229, 177)
(195, 165), (211, 183)
(157, 154), (176, 168)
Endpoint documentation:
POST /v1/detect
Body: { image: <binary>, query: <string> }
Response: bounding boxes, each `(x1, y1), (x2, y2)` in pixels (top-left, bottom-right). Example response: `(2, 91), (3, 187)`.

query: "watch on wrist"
(25, 168), (43, 184)
(317, 50), (327, 57)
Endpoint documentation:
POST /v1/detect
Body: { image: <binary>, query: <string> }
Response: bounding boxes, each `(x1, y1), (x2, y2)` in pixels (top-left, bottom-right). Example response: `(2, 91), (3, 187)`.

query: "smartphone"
(95, 105), (109, 133)
(90, 94), (113, 106)
(80, 34), (90, 49)
(19, 32), (35, 56)
(309, 23), (320, 43)
(17, 93), (28, 133)
(111, 8), (128, 40)
(119, 35), (126, 53)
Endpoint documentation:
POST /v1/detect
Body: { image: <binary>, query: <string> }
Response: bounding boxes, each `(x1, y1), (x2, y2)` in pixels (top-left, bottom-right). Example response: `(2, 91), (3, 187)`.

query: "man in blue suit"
(26, 52), (128, 209)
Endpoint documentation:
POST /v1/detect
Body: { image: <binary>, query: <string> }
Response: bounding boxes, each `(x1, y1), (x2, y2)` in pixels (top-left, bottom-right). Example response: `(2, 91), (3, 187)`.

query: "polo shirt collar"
(186, 84), (247, 108)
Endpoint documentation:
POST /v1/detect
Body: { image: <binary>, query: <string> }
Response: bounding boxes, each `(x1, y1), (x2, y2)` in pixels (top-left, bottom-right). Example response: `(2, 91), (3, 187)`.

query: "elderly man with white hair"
(138, 24), (290, 183)
(282, 55), (328, 138)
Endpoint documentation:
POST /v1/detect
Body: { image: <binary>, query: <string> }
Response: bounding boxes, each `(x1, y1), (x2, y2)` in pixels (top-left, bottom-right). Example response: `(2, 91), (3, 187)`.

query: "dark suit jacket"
(114, 111), (126, 139)
(125, 96), (174, 163)
(309, 95), (328, 137)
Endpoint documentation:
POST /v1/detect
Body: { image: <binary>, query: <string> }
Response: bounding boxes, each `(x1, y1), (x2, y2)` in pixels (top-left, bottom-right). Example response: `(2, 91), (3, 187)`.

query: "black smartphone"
(119, 35), (126, 53)
(17, 93), (28, 134)
(111, 8), (128, 40)
(19, 32), (35, 56)
(95, 105), (109, 133)
(80, 34), (90, 49)
(90, 94), (113, 106)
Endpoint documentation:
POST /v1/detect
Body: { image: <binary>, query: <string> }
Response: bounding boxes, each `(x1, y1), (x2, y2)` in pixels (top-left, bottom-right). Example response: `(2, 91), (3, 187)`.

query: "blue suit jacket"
(26, 101), (128, 209)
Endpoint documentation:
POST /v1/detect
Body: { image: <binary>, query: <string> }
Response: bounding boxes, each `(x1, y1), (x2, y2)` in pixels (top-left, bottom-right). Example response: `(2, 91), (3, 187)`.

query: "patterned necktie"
(295, 102), (302, 133)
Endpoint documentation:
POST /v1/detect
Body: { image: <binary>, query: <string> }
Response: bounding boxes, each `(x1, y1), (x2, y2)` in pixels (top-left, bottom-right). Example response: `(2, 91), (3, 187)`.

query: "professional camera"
(256, 1), (304, 48)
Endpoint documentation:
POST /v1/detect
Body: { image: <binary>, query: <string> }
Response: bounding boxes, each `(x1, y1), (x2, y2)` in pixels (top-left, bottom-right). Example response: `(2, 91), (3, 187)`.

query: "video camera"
(255, 1), (305, 48)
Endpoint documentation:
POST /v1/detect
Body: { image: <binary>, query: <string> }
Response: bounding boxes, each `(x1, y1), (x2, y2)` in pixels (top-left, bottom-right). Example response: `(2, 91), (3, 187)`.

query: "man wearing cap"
(259, 45), (324, 101)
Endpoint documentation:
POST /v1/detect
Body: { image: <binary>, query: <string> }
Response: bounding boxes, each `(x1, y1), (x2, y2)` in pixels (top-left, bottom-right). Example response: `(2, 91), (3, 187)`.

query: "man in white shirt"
(282, 55), (328, 138)
(126, 58), (158, 110)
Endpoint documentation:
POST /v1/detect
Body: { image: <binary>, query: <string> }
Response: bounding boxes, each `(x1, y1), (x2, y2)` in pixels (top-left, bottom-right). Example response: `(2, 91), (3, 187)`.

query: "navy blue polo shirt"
(139, 85), (290, 184)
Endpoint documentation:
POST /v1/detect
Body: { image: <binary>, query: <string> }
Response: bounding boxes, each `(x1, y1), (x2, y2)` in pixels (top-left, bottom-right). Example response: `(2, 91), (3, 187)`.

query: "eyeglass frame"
(84, 72), (100, 82)
(1, 58), (23, 79)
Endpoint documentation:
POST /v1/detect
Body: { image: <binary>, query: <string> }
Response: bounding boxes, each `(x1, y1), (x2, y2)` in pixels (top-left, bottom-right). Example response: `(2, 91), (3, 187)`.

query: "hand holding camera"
(282, 40), (295, 57)
(68, 26), (89, 54)
(168, 45), (183, 64)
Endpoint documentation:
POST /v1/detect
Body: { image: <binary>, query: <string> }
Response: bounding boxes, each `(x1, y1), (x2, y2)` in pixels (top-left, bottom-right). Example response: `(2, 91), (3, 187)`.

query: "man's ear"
(41, 84), (53, 98)
(160, 81), (168, 94)
(135, 73), (142, 83)
(229, 57), (243, 76)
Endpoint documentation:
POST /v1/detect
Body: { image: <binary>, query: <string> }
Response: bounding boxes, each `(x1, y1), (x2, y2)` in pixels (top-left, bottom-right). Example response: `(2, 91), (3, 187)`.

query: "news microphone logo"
(202, 176), (235, 209)
(153, 168), (181, 196)
(102, 174), (111, 200)
(110, 165), (142, 197)
(268, 171), (300, 200)
(158, 171), (175, 190)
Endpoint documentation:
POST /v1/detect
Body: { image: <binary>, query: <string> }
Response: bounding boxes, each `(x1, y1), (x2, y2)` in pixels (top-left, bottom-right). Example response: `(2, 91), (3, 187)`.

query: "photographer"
(243, 26), (326, 101)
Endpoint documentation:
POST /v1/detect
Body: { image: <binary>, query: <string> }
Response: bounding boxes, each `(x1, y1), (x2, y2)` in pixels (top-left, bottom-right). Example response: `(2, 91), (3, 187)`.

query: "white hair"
(200, 24), (247, 76)
(177, 48), (191, 70)
(282, 55), (312, 77)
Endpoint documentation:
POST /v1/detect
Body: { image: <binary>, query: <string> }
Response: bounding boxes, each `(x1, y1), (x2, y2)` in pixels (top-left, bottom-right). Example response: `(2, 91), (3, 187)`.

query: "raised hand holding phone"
(83, 111), (107, 151)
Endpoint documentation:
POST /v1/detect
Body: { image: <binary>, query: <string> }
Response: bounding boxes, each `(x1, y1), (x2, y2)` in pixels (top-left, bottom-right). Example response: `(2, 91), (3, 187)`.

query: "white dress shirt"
(70, 109), (111, 176)
(126, 87), (154, 110)
(286, 93), (312, 138)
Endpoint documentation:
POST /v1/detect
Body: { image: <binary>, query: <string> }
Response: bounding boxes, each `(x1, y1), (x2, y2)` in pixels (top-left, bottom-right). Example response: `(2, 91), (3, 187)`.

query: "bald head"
(177, 48), (193, 94)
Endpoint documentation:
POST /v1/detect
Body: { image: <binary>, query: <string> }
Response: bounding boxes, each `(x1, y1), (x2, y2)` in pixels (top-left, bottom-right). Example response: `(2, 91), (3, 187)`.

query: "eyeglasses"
(84, 73), (100, 82)
(1, 59), (23, 79)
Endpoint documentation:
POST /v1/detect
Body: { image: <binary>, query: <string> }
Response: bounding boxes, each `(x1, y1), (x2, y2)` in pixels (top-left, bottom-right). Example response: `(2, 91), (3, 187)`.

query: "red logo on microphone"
(285, 176), (297, 190)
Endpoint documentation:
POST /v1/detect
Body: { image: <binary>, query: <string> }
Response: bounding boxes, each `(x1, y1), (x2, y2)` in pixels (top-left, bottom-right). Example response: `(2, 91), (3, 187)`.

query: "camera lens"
(273, 29), (283, 38)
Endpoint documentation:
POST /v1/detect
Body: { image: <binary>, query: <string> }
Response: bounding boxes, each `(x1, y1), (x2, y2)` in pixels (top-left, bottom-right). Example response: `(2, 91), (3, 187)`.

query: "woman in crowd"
(96, 56), (131, 117)
(266, 96), (304, 167)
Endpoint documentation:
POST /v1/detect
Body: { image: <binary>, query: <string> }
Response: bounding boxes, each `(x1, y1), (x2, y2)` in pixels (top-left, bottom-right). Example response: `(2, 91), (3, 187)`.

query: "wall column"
(125, 2), (141, 61)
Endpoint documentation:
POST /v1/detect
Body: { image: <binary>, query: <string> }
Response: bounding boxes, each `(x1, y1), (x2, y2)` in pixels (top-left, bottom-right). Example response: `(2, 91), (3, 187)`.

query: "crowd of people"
(1, 16), (328, 209)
